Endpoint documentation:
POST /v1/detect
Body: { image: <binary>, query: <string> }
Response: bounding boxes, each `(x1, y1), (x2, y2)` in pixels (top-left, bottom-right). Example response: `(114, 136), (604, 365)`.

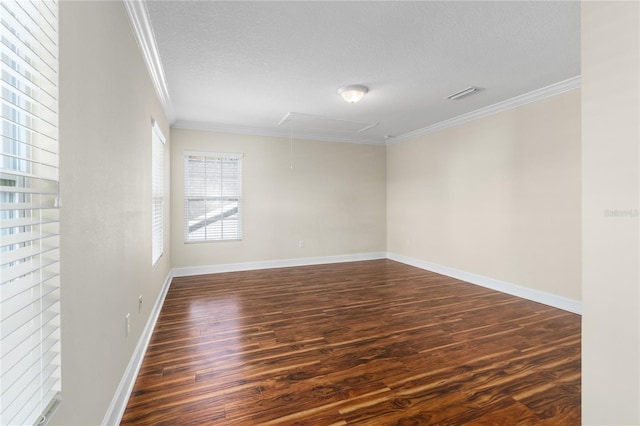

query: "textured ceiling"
(145, 1), (580, 144)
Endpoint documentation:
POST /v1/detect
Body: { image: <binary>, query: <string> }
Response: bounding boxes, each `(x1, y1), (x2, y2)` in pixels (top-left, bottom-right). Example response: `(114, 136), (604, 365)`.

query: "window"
(183, 151), (243, 242)
(1, 1), (61, 425)
(151, 120), (165, 264)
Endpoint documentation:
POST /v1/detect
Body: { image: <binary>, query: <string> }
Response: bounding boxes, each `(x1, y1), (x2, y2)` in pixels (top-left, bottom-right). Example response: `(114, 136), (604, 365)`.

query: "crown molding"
(172, 120), (387, 146)
(173, 76), (580, 147)
(123, 0), (174, 122)
(389, 75), (581, 145)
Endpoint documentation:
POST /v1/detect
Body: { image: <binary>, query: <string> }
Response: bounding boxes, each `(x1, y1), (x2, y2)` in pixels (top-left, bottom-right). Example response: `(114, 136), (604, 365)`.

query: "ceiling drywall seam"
(123, 0), (174, 123)
(388, 75), (582, 146)
(171, 120), (388, 146)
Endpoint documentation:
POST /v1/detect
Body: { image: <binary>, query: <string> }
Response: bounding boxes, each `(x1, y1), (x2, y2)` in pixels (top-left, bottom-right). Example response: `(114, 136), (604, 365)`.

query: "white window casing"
(151, 119), (165, 265)
(183, 151), (243, 242)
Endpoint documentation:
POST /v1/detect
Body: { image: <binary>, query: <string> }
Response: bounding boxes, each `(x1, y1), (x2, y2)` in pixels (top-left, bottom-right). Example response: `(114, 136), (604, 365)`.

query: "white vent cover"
(279, 112), (378, 133)
(444, 86), (483, 100)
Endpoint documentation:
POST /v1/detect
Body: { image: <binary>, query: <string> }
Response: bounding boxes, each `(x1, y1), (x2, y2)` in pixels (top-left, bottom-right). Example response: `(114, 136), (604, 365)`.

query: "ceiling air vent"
(444, 86), (483, 100)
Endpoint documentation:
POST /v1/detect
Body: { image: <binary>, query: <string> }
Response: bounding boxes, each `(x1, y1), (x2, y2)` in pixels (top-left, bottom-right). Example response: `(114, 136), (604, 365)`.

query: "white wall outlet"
(298, 240), (304, 248)
(125, 313), (130, 336)
(138, 295), (143, 313)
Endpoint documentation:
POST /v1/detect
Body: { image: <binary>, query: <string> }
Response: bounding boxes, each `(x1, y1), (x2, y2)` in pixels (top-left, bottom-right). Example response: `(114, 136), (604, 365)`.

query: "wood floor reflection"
(121, 259), (580, 425)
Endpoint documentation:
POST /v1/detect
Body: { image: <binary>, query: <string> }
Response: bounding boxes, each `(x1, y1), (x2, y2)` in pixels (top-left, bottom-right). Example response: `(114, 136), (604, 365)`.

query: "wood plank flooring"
(121, 259), (581, 425)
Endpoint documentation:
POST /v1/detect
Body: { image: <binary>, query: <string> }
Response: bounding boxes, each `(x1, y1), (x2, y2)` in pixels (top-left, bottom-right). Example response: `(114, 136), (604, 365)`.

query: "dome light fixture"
(338, 85), (368, 103)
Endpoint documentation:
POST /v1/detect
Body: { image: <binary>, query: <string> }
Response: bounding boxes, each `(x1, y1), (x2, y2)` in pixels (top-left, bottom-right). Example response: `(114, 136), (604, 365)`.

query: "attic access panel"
(279, 112), (378, 134)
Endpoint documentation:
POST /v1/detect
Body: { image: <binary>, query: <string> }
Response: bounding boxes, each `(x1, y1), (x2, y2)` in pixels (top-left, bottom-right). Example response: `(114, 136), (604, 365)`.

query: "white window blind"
(0, 1), (61, 425)
(184, 151), (243, 242)
(151, 120), (164, 265)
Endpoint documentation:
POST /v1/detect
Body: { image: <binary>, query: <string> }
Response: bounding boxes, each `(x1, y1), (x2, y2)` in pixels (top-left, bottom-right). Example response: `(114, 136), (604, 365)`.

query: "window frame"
(151, 120), (165, 265)
(183, 151), (243, 243)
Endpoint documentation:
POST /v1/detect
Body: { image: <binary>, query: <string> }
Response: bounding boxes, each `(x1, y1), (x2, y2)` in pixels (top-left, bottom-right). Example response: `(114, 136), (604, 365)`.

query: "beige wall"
(170, 129), (386, 268)
(49, 1), (640, 424)
(582, 1), (640, 424)
(53, 2), (171, 425)
(387, 90), (582, 301)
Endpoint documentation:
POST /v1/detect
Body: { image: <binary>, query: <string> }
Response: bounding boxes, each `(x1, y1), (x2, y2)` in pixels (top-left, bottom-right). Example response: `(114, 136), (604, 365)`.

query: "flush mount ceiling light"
(338, 85), (368, 103)
(444, 86), (483, 100)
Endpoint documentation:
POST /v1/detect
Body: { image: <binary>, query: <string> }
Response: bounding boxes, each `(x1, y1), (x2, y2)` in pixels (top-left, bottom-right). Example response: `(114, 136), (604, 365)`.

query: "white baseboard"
(387, 252), (582, 315)
(172, 252), (387, 277)
(101, 270), (173, 426)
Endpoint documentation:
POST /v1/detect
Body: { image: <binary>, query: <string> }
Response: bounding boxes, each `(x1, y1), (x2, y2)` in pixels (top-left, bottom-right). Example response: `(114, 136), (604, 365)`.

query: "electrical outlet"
(125, 313), (130, 336)
(298, 240), (304, 248)
(138, 295), (143, 313)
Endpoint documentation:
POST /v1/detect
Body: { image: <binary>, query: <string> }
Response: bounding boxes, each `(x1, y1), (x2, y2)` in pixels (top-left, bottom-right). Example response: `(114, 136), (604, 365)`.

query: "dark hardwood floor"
(121, 259), (581, 425)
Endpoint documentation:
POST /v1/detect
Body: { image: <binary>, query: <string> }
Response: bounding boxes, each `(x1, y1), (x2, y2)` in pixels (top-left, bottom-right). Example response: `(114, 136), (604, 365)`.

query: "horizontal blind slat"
(0, 109), (58, 141)
(0, 297), (59, 354)
(0, 200), (58, 210)
(0, 271), (59, 303)
(1, 274), (58, 316)
(1, 127), (59, 154)
(0, 215), (57, 230)
(0, 228), (58, 248)
(1, 96), (58, 135)
(0, 321), (57, 379)
(0, 166), (58, 180)
(1, 256), (59, 285)
(1, 1), (58, 68)
(0, 184), (58, 195)
(1, 148), (59, 169)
